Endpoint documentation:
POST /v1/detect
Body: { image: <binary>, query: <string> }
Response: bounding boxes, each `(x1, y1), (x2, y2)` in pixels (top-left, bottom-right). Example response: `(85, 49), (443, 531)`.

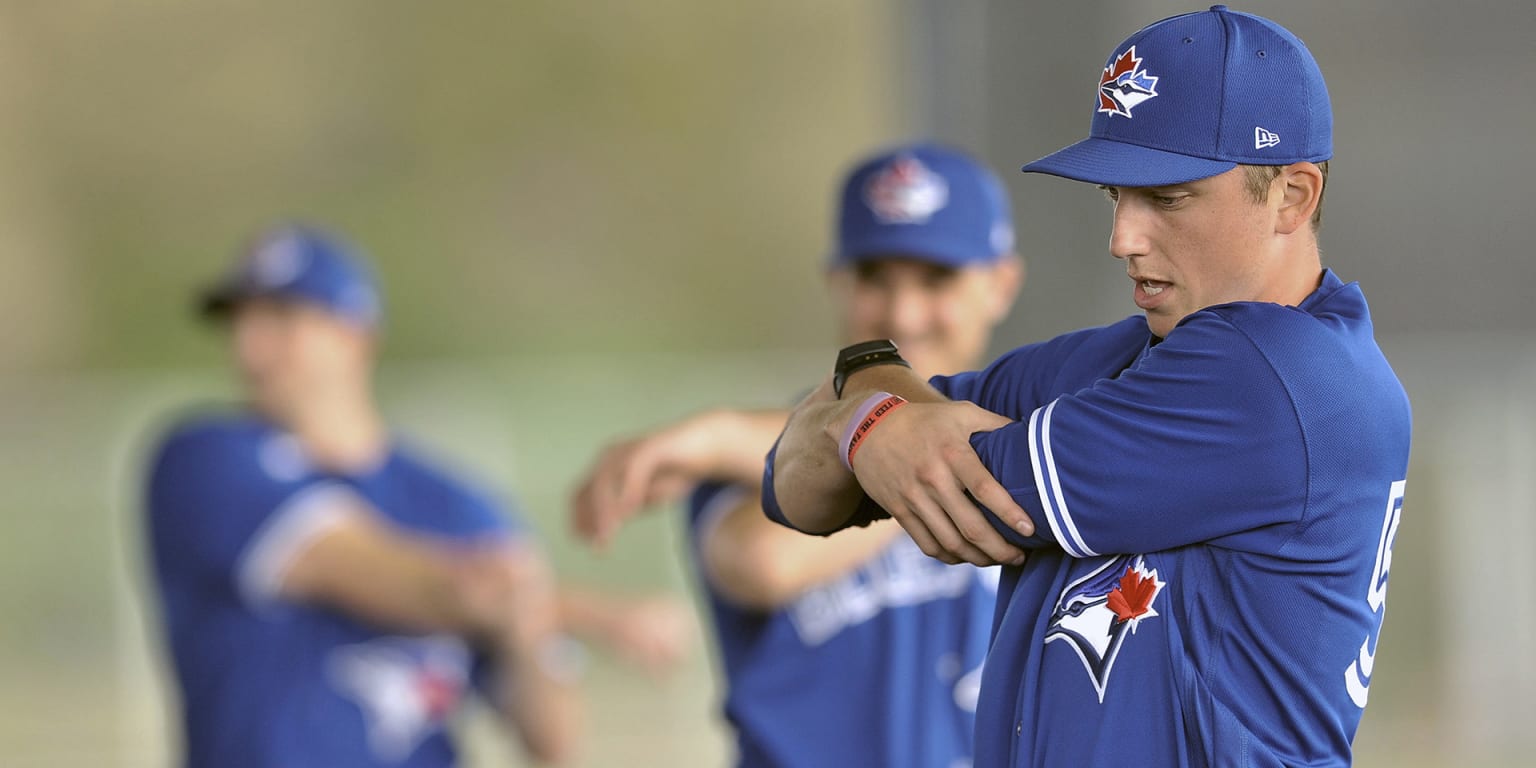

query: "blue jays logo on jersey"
(1097, 46), (1159, 118)
(328, 635), (471, 762)
(1045, 555), (1165, 702)
(863, 155), (949, 224)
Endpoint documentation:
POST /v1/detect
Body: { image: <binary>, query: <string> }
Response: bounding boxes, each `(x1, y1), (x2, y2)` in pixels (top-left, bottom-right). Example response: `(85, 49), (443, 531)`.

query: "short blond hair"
(1241, 161), (1329, 230)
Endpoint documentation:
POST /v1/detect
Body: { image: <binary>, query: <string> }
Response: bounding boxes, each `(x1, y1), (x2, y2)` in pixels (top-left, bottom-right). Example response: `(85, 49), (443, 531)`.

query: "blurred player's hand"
(448, 540), (559, 654)
(570, 422), (711, 549)
(570, 409), (787, 549)
(586, 594), (695, 678)
(841, 400), (1034, 567)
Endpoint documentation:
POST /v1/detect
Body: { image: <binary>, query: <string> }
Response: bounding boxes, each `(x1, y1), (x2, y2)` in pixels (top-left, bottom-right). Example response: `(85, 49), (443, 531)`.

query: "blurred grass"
(0, 347), (1525, 767)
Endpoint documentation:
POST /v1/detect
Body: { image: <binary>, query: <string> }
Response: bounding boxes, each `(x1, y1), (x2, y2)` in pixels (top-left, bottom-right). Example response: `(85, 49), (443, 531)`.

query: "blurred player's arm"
(571, 407), (789, 548)
(275, 506), (581, 763)
(571, 403), (900, 609)
(555, 587), (693, 678)
(768, 370), (1032, 566)
(274, 500), (531, 633)
(698, 491), (901, 610)
(476, 550), (582, 766)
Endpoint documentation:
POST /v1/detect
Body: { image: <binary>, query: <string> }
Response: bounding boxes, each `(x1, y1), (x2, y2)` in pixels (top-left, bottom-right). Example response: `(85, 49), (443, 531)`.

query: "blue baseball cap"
(833, 142), (1015, 269)
(200, 224), (383, 330)
(1021, 5), (1331, 187)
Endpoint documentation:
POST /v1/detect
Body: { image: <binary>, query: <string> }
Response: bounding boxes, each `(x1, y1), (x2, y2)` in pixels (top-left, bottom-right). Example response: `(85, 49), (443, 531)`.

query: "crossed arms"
(765, 365), (1035, 567)
(765, 317), (1311, 566)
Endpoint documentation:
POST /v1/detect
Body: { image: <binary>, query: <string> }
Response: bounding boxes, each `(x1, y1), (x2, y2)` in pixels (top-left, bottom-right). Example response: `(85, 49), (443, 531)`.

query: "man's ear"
(1275, 162), (1324, 236)
(985, 254), (1025, 322)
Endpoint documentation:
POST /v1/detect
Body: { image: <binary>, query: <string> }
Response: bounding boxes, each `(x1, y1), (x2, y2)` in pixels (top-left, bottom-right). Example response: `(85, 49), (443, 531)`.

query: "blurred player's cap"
(1021, 5), (1331, 187)
(833, 142), (1014, 269)
(199, 224), (382, 330)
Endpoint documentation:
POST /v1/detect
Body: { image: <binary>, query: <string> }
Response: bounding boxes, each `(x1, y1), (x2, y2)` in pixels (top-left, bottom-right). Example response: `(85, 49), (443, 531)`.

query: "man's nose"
(1109, 200), (1150, 262)
(885, 285), (933, 339)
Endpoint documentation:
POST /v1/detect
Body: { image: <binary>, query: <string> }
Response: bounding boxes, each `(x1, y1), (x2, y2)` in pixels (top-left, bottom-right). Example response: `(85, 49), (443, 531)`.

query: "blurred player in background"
(572, 143), (1023, 767)
(764, 8), (1411, 766)
(143, 224), (690, 768)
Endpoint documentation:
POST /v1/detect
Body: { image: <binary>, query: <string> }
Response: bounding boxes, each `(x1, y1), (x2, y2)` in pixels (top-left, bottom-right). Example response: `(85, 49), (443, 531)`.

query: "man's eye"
(1098, 185), (1119, 202)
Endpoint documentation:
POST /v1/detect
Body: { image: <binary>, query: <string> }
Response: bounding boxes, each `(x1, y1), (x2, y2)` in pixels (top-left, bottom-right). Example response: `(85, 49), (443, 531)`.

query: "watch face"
(839, 340), (898, 366)
(834, 340), (905, 397)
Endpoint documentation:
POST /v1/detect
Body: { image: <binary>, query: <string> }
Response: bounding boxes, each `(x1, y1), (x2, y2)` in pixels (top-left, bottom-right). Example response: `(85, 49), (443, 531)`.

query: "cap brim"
(833, 233), (999, 270)
(198, 289), (237, 321)
(197, 279), (261, 322)
(1021, 137), (1237, 187)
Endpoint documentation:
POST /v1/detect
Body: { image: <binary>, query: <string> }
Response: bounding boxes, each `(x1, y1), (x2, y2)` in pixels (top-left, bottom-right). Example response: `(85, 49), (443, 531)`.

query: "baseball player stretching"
(765, 8), (1411, 767)
(144, 225), (686, 767)
(572, 144), (1023, 767)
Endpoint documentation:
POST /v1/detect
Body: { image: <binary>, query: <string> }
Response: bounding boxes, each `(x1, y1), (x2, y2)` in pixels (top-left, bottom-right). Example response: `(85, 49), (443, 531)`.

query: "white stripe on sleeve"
(692, 485), (749, 558)
(1029, 400), (1098, 558)
(235, 482), (364, 614)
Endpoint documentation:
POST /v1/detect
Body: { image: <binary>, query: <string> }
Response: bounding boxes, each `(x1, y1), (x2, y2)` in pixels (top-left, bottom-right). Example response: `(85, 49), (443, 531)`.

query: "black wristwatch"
(832, 339), (911, 398)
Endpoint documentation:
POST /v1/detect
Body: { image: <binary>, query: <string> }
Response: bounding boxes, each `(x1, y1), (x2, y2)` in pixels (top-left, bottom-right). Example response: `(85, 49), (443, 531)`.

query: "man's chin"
(245, 390), (294, 424)
(898, 349), (955, 380)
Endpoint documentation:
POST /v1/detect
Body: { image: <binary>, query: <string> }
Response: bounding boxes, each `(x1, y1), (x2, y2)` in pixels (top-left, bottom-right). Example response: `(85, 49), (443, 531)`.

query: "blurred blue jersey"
(144, 413), (522, 768)
(765, 270), (1412, 767)
(689, 482), (997, 768)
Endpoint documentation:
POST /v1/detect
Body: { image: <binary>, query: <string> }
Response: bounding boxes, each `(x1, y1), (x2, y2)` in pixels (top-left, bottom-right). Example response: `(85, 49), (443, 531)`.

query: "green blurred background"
(0, 1), (1531, 766)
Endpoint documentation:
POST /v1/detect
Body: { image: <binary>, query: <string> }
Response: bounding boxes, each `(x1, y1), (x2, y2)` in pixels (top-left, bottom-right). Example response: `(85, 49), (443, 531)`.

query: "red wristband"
(840, 393), (909, 472)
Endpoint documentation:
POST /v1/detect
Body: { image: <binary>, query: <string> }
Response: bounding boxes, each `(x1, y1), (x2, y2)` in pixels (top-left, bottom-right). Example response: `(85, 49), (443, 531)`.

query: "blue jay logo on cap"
(862, 155), (949, 224)
(247, 232), (308, 288)
(1097, 46), (1160, 118)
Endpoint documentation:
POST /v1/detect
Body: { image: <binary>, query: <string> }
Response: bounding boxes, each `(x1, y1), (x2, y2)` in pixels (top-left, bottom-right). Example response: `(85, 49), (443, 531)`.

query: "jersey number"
(1344, 479), (1405, 708)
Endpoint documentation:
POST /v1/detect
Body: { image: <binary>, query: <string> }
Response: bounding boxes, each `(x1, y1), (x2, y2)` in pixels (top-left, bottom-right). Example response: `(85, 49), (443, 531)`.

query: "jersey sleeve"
(930, 319), (1147, 416)
(440, 482), (528, 543)
(389, 443), (529, 543)
(145, 424), (365, 611)
(689, 481), (744, 539)
(968, 311), (1309, 556)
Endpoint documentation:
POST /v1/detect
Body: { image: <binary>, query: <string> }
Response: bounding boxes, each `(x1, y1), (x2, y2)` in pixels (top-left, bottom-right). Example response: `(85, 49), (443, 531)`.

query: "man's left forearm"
(766, 367), (948, 533)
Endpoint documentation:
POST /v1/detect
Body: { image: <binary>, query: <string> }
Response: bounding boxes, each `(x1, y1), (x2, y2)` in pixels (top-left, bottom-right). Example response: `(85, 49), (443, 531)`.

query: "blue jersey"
(144, 412), (522, 768)
(765, 270), (1411, 767)
(689, 482), (997, 768)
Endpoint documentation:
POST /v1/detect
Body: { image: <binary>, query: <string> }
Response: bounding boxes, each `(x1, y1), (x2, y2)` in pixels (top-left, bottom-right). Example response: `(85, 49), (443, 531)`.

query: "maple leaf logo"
(1106, 558), (1164, 630)
(1097, 46), (1160, 118)
(417, 669), (463, 720)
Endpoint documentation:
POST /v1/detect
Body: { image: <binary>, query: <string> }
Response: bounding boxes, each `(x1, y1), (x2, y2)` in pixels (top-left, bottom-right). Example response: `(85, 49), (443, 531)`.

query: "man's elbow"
(705, 539), (809, 610)
(767, 462), (864, 536)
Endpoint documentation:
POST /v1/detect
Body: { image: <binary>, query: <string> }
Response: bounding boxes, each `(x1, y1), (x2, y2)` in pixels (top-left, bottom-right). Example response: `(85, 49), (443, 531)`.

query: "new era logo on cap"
(1255, 126), (1280, 149)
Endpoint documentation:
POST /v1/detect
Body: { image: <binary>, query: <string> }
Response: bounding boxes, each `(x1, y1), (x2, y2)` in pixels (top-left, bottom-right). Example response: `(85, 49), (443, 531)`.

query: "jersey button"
(1015, 721), (1022, 735)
